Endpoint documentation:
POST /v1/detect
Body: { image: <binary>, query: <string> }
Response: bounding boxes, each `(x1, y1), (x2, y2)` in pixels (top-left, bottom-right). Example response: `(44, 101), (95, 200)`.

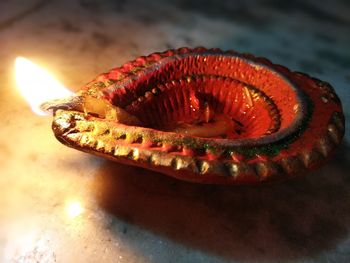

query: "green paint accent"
(130, 67), (143, 74)
(104, 79), (116, 86)
(92, 82), (106, 88)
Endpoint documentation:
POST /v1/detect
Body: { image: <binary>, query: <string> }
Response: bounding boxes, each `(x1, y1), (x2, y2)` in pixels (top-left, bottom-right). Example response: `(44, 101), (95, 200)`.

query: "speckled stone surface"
(0, 0), (349, 262)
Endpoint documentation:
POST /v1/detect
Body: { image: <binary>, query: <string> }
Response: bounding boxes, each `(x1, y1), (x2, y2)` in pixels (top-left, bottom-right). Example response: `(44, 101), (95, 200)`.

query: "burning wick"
(15, 57), (74, 115)
(14, 57), (142, 125)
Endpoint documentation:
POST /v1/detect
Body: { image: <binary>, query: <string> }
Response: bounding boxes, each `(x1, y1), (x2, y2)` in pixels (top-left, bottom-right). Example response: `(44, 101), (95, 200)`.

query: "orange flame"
(15, 57), (73, 115)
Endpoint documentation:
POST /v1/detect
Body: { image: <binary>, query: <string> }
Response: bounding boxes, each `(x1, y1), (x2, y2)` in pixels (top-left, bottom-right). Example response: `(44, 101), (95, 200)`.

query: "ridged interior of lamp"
(109, 54), (299, 139)
(124, 76), (280, 139)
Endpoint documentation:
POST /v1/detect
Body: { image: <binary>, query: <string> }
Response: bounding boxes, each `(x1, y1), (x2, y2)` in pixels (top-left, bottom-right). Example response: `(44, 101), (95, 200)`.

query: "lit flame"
(15, 57), (73, 115)
(65, 200), (84, 219)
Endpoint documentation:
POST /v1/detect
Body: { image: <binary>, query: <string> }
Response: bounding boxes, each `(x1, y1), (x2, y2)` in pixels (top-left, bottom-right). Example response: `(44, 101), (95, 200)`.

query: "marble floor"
(0, 0), (349, 262)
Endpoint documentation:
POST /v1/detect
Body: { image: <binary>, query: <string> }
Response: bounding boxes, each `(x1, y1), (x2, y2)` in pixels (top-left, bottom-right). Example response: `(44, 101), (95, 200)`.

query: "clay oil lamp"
(32, 48), (344, 184)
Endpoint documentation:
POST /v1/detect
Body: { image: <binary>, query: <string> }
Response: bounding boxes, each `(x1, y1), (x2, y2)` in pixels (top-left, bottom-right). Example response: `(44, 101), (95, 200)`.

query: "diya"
(43, 47), (345, 184)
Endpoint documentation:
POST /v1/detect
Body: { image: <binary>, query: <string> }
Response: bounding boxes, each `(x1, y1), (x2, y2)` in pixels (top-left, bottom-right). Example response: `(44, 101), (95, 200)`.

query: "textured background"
(0, 0), (349, 262)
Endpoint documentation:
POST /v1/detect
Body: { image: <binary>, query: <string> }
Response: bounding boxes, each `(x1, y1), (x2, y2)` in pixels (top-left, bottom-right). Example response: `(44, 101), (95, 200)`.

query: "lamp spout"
(40, 96), (85, 114)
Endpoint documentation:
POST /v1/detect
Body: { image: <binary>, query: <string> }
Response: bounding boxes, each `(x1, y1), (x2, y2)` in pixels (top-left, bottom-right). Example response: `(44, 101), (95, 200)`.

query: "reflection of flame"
(65, 200), (84, 219)
(15, 57), (73, 115)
